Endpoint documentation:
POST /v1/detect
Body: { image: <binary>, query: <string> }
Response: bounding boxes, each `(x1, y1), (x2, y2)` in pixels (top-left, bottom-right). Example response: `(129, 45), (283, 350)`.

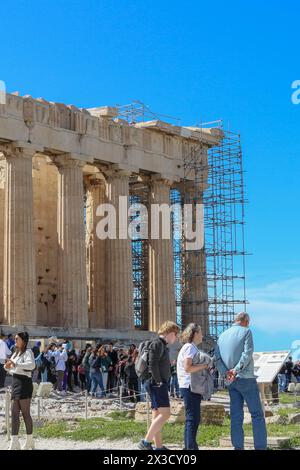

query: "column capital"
(103, 164), (134, 180)
(150, 173), (175, 187)
(51, 153), (86, 170)
(86, 174), (106, 187)
(0, 141), (43, 159)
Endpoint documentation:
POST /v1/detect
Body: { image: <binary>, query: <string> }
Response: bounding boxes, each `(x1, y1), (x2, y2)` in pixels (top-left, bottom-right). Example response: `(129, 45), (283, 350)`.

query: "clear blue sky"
(1, 0), (300, 356)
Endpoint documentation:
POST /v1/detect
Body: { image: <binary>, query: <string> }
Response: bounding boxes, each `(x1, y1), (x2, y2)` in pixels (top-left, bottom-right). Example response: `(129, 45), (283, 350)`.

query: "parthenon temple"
(0, 93), (222, 343)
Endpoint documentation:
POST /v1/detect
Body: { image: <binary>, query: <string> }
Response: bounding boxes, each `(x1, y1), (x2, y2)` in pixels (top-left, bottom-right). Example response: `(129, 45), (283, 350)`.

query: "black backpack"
(135, 340), (153, 381)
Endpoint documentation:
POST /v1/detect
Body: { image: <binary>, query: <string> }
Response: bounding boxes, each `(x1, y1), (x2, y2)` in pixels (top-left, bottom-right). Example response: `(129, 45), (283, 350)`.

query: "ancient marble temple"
(0, 93), (222, 342)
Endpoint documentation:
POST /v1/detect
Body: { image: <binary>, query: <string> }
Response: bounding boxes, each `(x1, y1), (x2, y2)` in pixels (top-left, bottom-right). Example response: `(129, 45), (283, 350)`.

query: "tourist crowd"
(1, 334), (183, 402)
(1, 324), (300, 451)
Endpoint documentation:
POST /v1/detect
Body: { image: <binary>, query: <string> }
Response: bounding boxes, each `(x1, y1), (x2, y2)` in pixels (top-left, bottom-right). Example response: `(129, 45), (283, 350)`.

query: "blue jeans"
(228, 378), (267, 450)
(41, 369), (48, 382)
(180, 387), (202, 450)
(90, 371), (105, 396)
(139, 380), (147, 402)
(278, 374), (286, 392)
(170, 375), (180, 397)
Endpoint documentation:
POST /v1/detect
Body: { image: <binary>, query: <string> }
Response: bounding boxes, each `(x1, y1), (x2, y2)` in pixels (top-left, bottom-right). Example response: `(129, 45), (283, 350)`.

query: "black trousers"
(107, 370), (116, 393)
(0, 363), (7, 388)
(128, 379), (140, 402)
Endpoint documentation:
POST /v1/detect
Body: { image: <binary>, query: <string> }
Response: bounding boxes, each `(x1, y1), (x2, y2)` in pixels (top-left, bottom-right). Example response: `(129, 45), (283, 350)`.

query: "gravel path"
(0, 435), (139, 450)
(0, 435), (231, 450)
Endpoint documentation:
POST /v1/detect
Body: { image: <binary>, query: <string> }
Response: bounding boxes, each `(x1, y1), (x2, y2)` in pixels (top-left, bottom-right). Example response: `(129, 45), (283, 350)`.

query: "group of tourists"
(277, 357), (300, 392)
(0, 312), (292, 450)
(137, 313), (267, 451)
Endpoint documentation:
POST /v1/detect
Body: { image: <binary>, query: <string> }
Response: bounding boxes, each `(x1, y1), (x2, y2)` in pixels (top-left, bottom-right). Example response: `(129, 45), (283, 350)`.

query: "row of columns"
(0, 142), (208, 334)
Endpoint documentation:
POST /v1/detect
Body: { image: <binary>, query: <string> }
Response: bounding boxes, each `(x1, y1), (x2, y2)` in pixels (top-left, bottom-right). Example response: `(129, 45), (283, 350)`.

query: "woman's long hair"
(15, 331), (29, 355)
(180, 323), (202, 344)
(98, 345), (106, 357)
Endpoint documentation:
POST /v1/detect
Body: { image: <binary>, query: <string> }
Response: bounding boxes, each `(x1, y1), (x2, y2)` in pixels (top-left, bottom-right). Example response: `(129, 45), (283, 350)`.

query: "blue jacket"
(214, 324), (255, 379)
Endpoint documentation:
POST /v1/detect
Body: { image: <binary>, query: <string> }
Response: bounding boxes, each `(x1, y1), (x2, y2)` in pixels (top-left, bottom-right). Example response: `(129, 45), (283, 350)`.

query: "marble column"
(54, 154), (88, 329)
(181, 180), (209, 336)
(1, 144), (37, 326)
(104, 168), (134, 330)
(0, 159), (5, 323)
(148, 176), (176, 332)
(85, 175), (106, 328)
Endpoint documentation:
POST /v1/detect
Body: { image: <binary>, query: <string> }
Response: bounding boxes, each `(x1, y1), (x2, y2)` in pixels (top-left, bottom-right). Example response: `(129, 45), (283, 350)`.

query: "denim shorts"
(145, 380), (170, 409)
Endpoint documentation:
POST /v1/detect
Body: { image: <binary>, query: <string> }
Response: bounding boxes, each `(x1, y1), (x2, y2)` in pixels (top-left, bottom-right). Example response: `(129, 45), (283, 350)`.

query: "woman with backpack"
(4, 332), (36, 450)
(177, 323), (213, 450)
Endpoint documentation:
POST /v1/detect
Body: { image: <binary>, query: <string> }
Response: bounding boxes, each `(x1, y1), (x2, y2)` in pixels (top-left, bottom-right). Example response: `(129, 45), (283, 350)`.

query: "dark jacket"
(148, 337), (171, 384)
(108, 349), (118, 367)
(124, 357), (138, 381)
(89, 354), (101, 373)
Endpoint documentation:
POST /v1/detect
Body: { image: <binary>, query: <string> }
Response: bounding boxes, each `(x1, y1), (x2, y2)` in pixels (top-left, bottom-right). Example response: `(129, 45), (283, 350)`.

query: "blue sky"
(1, 1), (299, 356)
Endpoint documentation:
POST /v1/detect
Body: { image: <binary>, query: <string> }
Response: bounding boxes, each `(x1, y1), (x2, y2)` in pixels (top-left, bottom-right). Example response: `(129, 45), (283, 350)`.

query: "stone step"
(219, 436), (293, 449)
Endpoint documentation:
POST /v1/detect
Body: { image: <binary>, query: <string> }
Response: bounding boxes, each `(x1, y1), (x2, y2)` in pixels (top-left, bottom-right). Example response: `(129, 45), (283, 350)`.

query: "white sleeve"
(183, 344), (196, 360)
(14, 350), (36, 372)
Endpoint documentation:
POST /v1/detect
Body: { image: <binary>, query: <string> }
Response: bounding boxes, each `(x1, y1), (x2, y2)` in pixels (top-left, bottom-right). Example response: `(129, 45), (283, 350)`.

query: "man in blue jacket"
(214, 312), (267, 450)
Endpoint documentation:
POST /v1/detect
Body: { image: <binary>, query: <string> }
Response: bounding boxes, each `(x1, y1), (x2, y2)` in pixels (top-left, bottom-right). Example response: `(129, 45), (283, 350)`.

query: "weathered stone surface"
(287, 413), (300, 424)
(265, 415), (287, 425)
(0, 91), (222, 338)
(135, 400), (225, 425)
(135, 401), (185, 424)
(219, 436), (292, 449)
(201, 402), (225, 425)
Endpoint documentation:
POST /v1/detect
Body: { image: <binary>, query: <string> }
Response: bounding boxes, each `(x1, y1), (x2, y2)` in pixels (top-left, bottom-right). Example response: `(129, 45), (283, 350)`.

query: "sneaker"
(154, 445), (170, 451)
(137, 440), (153, 450)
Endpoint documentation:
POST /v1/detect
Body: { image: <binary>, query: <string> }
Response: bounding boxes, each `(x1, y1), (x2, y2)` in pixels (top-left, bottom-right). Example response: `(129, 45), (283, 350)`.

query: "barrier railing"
(1, 384), (151, 441)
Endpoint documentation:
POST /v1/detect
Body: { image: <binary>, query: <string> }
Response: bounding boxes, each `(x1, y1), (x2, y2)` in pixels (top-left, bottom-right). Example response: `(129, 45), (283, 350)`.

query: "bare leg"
(145, 407), (171, 446)
(152, 410), (162, 448)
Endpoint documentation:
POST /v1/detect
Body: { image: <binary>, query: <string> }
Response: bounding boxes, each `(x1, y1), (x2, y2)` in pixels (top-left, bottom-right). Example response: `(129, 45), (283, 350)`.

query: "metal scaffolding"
(181, 123), (247, 340)
(129, 183), (150, 330)
(118, 102), (247, 340)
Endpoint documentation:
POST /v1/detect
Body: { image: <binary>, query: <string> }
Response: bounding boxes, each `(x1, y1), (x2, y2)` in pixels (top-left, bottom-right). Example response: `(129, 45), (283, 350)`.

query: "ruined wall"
(32, 157), (59, 326)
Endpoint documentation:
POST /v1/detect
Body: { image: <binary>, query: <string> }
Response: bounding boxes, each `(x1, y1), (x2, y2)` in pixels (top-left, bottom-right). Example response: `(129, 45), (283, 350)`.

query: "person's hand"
(5, 360), (14, 369)
(226, 369), (237, 382)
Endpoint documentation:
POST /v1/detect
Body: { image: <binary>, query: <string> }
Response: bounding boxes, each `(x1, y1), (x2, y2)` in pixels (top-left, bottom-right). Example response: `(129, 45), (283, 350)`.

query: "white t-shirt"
(0, 339), (12, 364)
(177, 342), (199, 388)
(47, 350), (68, 371)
